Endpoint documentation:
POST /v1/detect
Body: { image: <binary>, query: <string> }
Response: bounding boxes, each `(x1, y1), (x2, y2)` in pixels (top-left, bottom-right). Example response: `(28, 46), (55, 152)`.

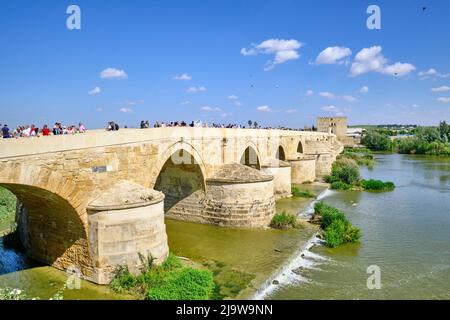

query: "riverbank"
(0, 183), (327, 300)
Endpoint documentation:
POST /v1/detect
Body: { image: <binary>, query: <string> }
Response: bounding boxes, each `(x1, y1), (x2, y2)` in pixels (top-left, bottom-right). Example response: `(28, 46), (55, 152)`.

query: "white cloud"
(306, 90), (314, 96)
(321, 105), (338, 112)
(359, 86), (369, 93)
(220, 113), (228, 117)
(315, 46), (352, 65)
(227, 95), (242, 106)
(257, 105), (271, 112)
(350, 46), (415, 77)
(201, 106), (221, 112)
(432, 86), (450, 92)
(286, 109), (297, 114)
(180, 101), (191, 105)
(186, 86), (207, 93)
(119, 108), (133, 113)
(100, 68), (128, 79)
(96, 107), (103, 112)
(319, 92), (335, 99)
(417, 68), (450, 80)
(341, 95), (356, 102)
(419, 68), (438, 78)
(88, 87), (101, 96)
(437, 97), (450, 103)
(173, 73), (192, 81)
(319, 91), (356, 102)
(241, 39), (303, 70)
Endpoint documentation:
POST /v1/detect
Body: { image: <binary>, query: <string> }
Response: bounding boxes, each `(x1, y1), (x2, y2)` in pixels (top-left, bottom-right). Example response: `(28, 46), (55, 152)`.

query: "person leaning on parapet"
(2, 124), (11, 139)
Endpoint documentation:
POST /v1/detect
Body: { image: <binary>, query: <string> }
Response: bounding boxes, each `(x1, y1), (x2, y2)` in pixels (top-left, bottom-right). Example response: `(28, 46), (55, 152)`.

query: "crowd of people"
(1, 119), (313, 140)
(1, 122), (86, 139)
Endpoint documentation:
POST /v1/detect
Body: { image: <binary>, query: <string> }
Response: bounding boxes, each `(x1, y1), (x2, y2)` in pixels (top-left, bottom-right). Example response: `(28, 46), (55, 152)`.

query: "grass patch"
(330, 181), (352, 190)
(270, 211), (298, 229)
(361, 179), (395, 192)
(313, 202), (361, 248)
(291, 186), (315, 198)
(0, 187), (16, 222)
(110, 253), (215, 300)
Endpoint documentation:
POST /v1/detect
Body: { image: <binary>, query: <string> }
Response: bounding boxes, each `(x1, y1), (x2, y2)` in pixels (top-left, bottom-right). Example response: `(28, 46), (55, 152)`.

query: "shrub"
(110, 253), (215, 300)
(331, 158), (361, 185)
(270, 212), (298, 229)
(110, 266), (137, 293)
(361, 131), (393, 151)
(291, 186), (315, 198)
(314, 202), (361, 248)
(145, 268), (214, 300)
(330, 181), (352, 190)
(324, 220), (346, 248)
(361, 179), (395, 192)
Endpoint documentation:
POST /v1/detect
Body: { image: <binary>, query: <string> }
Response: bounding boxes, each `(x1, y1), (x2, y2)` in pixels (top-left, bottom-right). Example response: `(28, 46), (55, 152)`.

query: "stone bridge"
(0, 128), (343, 284)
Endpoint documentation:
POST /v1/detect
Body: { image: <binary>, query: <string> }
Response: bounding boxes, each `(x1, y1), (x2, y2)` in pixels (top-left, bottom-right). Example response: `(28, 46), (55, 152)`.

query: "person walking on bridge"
(2, 124), (11, 139)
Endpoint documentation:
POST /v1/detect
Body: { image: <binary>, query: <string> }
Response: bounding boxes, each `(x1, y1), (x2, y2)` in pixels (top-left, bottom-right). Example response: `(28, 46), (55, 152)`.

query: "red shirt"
(42, 127), (51, 136)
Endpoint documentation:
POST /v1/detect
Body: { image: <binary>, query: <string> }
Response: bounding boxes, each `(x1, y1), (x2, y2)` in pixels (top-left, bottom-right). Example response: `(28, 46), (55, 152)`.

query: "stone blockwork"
(87, 182), (168, 284)
(0, 128), (343, 283)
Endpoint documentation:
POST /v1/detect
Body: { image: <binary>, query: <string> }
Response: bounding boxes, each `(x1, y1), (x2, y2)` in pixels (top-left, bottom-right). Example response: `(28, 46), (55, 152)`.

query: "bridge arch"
(0, 165), (92, 278)
(240, 144), (261, 170)
(276, 145), (286, 161)
(297, 140), (304, 154)
(152, 142), (207, 214)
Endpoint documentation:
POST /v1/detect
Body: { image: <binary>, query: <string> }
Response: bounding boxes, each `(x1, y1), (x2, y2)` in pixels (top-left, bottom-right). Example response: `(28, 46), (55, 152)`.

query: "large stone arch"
(151, 142), (207, 217)
(149, 141), (208, 189)
(239, 141), (261, 170)
(0, 164), (93, 279)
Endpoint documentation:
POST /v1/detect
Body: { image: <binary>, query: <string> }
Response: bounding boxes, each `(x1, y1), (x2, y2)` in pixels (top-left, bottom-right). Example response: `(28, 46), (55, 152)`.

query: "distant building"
(317, 117), (348, 139)
(317, 117), (361, 147)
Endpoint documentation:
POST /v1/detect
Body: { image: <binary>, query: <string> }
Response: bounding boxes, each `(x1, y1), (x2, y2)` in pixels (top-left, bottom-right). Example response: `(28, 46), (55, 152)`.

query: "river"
(1, 154), (449, 299)
(269, 154), (450, 300)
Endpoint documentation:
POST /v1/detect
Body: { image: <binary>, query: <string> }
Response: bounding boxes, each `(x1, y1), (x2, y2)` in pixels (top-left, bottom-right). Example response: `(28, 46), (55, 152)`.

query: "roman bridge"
(0, 128), (343, 284)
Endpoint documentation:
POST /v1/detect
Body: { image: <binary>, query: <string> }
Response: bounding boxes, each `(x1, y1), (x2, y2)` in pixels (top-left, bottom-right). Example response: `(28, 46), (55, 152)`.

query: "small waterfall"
(251, 234), (328, 300)
(298, 188), (335, 218)
(252, 187), (334, 300)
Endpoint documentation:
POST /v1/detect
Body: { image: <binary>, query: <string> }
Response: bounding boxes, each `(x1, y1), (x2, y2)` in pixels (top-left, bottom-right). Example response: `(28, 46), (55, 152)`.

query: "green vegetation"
(342, 148), (375, 168)
(110, 253), (215, 300)
(361, 131), (393, 151)
(0, 187), (16, 222)
(325, 158), (361, 186)
(325, 158), (394, 192)
(291, 186), (315, 198)
(361, 121), (450, 156)
(313, 202), (361, 248)
(361, 179), (395, 192)
(270, 211), (298, 229)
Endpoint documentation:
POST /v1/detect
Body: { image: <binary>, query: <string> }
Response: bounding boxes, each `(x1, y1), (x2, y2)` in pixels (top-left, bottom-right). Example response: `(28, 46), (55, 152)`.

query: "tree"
(248, 120), (252, 128)
(254, 122), (258, 129)
(361, 131), (392, 151)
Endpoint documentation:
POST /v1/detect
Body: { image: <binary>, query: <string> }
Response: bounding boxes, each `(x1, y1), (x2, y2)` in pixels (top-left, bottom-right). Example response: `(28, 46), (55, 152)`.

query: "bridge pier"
(315, 153), (333, 178)
(289, 155), (317, 184)
(87, 182), (169, 284)
(261, 161), (292, 199)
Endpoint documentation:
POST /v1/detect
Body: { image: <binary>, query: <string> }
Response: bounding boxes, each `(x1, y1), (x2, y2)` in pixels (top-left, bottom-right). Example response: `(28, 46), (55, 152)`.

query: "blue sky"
(1, 0), (449, 129)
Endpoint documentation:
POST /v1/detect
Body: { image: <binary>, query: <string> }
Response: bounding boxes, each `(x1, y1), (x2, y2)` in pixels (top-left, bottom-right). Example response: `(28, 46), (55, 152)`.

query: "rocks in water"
(309, 214), (322, 225)
(272, 280), (279, 285)
(274, 249), (282, 253)
(292, 266), (305, 275)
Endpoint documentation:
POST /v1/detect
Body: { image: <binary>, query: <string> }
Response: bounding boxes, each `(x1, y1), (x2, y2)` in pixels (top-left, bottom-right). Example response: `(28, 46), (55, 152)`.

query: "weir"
(0, 127), (343, 283)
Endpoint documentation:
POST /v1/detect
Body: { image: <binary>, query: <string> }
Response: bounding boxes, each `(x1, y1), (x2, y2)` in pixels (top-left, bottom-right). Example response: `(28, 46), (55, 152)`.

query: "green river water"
(1, 154), (449, 300)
